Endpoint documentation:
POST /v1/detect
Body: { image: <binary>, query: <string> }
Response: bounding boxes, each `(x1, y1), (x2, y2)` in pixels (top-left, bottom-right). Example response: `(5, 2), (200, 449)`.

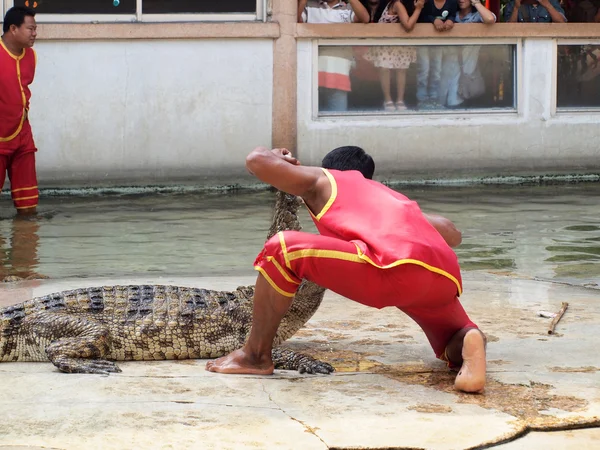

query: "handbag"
(457, 49), (485, 100)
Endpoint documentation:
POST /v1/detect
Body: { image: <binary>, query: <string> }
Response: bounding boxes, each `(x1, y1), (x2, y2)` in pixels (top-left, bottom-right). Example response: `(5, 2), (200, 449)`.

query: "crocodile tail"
(273, 280), (326, 345)
(266, 191), (302, 241)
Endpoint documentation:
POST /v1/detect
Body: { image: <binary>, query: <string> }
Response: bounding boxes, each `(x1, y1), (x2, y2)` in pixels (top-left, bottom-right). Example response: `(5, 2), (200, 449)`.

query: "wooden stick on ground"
(548, 302), (569, 335)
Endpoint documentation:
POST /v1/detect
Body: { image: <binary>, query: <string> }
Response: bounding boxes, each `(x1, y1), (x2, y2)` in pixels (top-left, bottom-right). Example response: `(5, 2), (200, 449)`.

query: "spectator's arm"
(397, 0), (424, 31)
(298, 0), (308, 23)
(505, 0), (520, 22)
(472, 0), (496, 23)
(349, 0), (370, 23)
(538, 0), (566, 23)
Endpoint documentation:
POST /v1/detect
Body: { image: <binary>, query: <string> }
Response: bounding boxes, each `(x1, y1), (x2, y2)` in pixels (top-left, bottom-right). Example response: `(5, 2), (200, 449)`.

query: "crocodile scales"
(0, 192), (332, 375)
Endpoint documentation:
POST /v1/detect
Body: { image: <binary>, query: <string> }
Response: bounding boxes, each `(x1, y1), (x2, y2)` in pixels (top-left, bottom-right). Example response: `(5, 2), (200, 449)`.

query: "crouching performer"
(207, 145), (486, 393)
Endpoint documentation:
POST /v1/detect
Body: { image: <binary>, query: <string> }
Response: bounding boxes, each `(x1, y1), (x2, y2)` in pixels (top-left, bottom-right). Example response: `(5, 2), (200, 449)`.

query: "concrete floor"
(1, 272), (599, 450)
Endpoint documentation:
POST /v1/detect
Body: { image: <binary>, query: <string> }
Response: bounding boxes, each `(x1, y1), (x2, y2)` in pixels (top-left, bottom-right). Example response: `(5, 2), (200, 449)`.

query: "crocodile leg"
(20, 312), (121, 375)
(272, 347), (335, 374)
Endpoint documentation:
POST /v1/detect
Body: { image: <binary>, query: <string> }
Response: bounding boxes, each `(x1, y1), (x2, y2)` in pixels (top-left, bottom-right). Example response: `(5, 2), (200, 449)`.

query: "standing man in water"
(0, 6), (39, 216)
(207, 145), (487, 394)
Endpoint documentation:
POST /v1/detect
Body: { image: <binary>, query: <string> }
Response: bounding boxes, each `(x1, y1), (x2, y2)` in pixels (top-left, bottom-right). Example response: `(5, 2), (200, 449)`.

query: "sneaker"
(395, 101), (407, 111)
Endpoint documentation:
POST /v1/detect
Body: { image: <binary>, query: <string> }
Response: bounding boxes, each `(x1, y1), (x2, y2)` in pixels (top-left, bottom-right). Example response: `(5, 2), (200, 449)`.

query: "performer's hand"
(272, 148), (300, 165)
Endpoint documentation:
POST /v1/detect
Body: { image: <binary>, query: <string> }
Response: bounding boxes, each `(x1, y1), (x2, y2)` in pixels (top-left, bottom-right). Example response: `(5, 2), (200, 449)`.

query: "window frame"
(3, 0), (267, 23)
(312, 38), (523, 120)
(554, 38), (600, 114)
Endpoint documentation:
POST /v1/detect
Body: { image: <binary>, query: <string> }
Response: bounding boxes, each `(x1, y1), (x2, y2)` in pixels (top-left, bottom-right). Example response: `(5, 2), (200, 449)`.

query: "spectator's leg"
(429, 46), (444, 107)
(329, 89), (348, 112)
(462, 45), (482, 75)
(416, 47), (431, 105)
(319, 88), (347, 112)
(395, 69), (408, 108)
(379, 68), (394, 107)
(442, 47), (462, 107)
(318, 87), (330, 112)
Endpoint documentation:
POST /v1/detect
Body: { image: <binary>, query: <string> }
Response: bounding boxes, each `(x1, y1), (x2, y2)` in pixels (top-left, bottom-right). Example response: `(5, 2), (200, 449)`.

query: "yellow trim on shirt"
(0, 40), (27, 143)
(0, 39), (25, 60)
(315, 168), (337, 221)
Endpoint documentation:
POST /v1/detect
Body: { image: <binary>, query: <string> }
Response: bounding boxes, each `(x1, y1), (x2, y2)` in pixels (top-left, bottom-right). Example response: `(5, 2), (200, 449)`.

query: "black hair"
(3, 6), (36, 34)
(322, 146), (375, 179)
(360, 0), (415, 23)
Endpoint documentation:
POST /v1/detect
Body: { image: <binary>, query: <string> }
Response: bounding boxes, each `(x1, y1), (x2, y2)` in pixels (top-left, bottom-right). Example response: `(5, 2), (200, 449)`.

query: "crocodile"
(0, 191), (332, 375)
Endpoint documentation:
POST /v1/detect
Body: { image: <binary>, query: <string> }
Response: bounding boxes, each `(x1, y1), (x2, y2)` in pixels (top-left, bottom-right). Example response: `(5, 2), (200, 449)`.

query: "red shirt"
(310, 168), (463, 295)
(0, 40), (36, 144)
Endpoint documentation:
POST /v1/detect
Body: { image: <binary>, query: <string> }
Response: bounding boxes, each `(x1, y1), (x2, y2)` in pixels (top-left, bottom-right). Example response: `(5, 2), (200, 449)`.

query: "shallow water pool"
(1, 182), (599, 288)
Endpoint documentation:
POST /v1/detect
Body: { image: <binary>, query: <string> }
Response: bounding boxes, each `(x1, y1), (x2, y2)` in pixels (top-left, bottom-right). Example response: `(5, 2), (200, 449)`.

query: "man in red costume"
(207, 145), (487, 393)
(0, 6), (39, 216)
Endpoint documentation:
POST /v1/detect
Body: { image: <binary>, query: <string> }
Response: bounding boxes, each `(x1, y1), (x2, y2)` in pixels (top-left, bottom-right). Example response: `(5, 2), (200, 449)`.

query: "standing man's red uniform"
(0, 6), (39, 215)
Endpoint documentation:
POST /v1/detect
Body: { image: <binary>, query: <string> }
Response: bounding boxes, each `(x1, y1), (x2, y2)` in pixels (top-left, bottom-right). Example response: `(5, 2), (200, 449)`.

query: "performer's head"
(322, 146), (375, 180)
(2, 6), (37, 49)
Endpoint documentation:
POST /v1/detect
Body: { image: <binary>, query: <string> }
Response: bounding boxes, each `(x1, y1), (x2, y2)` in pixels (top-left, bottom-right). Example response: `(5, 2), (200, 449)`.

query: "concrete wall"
(30, 39), (274, 186)
(17, 31), (599, 189)
(297, 39), (600, 181)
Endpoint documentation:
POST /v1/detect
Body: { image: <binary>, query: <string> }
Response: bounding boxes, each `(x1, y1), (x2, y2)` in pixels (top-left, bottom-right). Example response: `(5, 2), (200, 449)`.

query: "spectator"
(565, 0), (600, 22)
(1, 6), (39, 216)
(504, 0), (566, 23)
(439, 0), (495, 108)
(417, 0), (458, 110)
(363, 0), (425, 111)
(299, 0), (370, 112)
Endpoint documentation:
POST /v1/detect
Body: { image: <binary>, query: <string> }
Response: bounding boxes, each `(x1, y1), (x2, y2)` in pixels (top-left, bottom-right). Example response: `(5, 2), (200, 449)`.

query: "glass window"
(14, 0), (136, 14)
(142, 0), (256, 14)
(317, 44), (516, 115)
(557, 44), (600, 109)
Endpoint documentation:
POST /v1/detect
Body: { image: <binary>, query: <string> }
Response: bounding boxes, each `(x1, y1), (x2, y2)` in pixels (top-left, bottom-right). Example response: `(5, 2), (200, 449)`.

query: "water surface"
(1, 183), (599, 288)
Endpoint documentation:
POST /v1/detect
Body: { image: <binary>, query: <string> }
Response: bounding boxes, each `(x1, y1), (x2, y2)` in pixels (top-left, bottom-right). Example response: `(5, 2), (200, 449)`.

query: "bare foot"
(205, 348), (274, 375)
(454, 329), (486, 393)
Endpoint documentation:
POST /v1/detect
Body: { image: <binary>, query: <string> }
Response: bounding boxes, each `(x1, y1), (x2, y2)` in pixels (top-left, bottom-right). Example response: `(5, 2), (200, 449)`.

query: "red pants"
(255, 231), (478, 360)
(0, 123), (39, 211)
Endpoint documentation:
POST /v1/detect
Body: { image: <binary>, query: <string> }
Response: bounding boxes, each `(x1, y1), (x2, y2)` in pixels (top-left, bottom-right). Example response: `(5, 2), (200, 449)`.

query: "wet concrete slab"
(0, 272), (599, 449)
